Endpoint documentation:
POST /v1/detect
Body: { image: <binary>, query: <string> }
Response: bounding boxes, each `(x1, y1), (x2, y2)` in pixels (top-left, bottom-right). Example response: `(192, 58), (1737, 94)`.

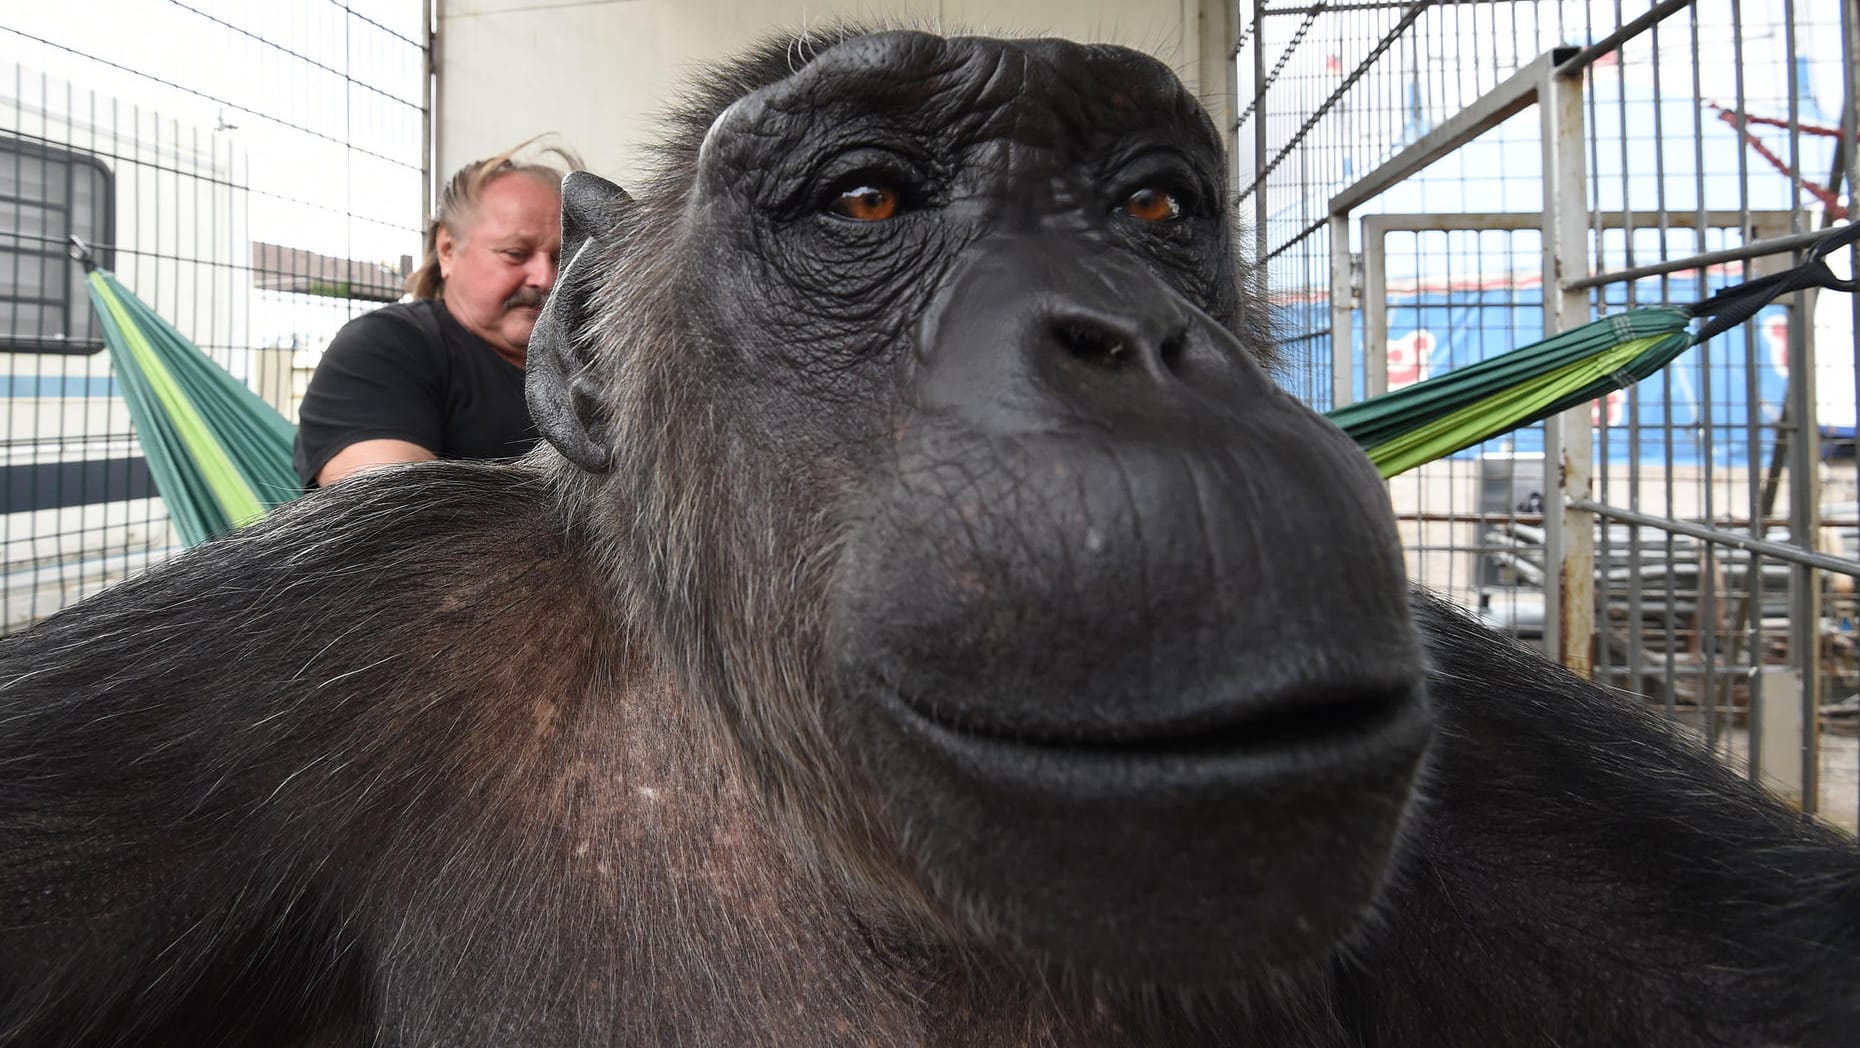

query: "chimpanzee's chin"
(829, 420), (1433, 977)
(847, 673), (1429, 979)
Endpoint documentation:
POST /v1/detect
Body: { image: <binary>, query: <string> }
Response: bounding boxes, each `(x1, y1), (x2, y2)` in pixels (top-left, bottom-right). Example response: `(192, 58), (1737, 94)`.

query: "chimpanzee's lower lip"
(869, 678), (1431, 781)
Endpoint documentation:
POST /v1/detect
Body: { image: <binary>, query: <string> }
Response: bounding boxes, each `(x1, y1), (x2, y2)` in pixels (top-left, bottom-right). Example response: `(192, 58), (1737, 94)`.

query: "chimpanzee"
(2, 28), (1857, 1048)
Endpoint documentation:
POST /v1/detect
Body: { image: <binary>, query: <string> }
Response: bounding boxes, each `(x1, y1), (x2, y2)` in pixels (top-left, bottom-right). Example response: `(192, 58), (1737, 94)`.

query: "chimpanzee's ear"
(528, 170), (631, 474)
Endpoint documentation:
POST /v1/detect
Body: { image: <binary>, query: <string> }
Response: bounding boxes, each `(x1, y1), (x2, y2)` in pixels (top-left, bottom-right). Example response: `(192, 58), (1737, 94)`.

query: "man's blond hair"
(407, 136), (584, 300)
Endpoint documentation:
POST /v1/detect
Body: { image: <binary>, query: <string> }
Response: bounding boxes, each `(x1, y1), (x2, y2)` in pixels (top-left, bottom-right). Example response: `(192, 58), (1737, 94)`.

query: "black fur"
(4, 468), (1853, 1045)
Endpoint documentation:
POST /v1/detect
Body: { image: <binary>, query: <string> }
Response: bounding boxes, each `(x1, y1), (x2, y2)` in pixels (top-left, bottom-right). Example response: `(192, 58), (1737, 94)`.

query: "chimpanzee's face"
(548, 31), (1433, 983)
(683, 33), (1245, 383)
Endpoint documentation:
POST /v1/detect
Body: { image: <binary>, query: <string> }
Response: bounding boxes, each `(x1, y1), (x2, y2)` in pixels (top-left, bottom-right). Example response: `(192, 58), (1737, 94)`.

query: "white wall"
(436, 0), (1236, 191)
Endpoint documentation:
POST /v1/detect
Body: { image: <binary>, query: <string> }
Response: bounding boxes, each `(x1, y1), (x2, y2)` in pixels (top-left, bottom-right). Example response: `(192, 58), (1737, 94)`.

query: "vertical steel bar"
(1253, 0), (1269, 277)
(1330, 212), (1355, 410)
(1730, 0), (1760, 764)
(1543, 59), (1596, 675)
(422, 0), (436, 223)
(1779, 0), (1822, 816)
(1648, 3), (1679, 719)
(1843, 0), (1860, 830)
(1598, 0), (1632, 697)
(1202, 0), (1239, 198)
(1365, 224), (1387, 400)
(1694, 0), (1720, 747)
(1620, 0), (1644, 704)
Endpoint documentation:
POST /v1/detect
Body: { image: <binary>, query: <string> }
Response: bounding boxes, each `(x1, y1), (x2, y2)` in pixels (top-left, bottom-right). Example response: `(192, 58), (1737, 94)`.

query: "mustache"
(504, 287), (548, 310)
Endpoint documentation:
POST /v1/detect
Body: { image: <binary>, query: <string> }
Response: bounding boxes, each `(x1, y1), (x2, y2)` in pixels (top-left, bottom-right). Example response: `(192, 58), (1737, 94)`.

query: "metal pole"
(1570, 500), (1860, 577)
(423, 0), (438, 221)
(1541, 61), (1594, 675)
(1779, 0), (1821, 816)
(1199, 0), (1239, 188)
(1563, 226), (1851, 291)
(1842, 0), (1859, 831)
(1363, 222), (1386, 400)
(1330, 213), (1356, 409)
(1253, 0), (1269, 273)
(1555, 0), (1694, 76)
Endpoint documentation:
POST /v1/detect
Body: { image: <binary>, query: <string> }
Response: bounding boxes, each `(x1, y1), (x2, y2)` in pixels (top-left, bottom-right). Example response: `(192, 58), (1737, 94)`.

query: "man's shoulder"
(326, 300), (448, 361)
(338, 299), (444, 338)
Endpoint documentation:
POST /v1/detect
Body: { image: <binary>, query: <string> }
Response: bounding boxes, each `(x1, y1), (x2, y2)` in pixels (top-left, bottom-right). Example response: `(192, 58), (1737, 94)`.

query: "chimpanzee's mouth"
(848, 665), (1434, 978)
(872, 677), (1428, 774)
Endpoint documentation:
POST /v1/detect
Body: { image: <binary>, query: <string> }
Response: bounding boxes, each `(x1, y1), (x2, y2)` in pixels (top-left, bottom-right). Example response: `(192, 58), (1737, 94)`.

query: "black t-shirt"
(293, 299), (540, 488)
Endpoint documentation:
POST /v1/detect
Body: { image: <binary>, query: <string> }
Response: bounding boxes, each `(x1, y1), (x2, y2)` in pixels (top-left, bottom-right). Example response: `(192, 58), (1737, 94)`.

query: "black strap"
(1688, 221), (1859, 343)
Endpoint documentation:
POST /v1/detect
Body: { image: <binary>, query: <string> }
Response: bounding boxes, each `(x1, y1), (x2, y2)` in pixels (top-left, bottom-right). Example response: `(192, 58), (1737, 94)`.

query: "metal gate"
(1237, 0), (1860, 829)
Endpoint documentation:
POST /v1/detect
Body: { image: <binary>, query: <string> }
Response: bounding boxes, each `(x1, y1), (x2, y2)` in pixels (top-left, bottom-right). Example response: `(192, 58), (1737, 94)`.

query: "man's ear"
(435, 224), (457, 280)
(528, 171), (631, 473)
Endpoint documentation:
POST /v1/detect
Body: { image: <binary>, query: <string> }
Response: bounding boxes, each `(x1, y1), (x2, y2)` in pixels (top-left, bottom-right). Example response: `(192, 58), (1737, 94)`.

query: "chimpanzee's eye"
(829, 183), (902, 222)
(1121, 186), (1183, 223)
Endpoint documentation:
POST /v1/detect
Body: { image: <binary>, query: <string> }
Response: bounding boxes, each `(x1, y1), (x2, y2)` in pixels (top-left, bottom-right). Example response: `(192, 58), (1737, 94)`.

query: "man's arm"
(315, 438), (438, 486)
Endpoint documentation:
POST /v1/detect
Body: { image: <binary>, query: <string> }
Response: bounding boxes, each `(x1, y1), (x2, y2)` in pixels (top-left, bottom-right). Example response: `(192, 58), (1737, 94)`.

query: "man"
(293, 141), (579, 488)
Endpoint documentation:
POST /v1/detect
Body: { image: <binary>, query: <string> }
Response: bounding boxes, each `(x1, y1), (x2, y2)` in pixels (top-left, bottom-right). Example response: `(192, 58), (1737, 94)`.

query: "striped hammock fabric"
(1328, 220), (1857, 479)
(1325, 308), (1696, 479)
(83, 268), (298, 547)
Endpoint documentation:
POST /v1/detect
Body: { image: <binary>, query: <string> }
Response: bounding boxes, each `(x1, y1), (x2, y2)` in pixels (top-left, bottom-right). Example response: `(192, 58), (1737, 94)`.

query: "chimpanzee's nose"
(1045, 305), (1191, 380)
(914, 235), (1271, 429)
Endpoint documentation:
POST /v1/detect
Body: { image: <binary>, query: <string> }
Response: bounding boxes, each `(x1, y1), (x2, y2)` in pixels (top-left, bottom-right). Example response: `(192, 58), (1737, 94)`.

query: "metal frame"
(1247, 0), (1860, 828)
(1358, 210), (1800, 395)
(1328, 45), (1598, 667)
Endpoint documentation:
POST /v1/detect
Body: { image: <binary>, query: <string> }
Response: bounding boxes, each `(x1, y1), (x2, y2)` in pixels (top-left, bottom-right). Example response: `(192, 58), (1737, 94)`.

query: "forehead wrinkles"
(694, 35), (1215, 184)
(925, 44), (1042, 144)
(1035, 44), (1217, 156)
(705, 38), (1052, 157)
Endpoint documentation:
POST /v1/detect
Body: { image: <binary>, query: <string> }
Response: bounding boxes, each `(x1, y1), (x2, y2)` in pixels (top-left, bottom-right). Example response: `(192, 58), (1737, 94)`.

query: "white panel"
(437, 0), (1203, 188)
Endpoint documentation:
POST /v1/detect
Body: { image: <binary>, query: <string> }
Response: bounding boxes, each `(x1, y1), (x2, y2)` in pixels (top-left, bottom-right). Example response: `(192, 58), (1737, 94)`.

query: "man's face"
(437, 172), (562, 366)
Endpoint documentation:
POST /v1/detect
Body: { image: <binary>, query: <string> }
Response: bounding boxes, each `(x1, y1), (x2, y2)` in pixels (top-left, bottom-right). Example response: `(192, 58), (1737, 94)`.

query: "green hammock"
(1327, 309), (1695, 478)
(1326, 221), (1859, 479)
(82, 265), (298, 547)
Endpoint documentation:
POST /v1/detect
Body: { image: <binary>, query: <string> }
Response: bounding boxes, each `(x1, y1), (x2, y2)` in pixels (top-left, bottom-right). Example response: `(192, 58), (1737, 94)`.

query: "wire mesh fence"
(1239, 0), (1860, 830)
(0, 0), (427, 631)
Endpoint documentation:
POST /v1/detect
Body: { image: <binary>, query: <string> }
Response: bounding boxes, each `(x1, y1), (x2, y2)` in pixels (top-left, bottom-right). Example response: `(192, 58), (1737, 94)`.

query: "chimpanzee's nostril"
(1055, 319), (1132, 369)
(1048, 314), (1192, 375)
(1160, 328), (1188, 369)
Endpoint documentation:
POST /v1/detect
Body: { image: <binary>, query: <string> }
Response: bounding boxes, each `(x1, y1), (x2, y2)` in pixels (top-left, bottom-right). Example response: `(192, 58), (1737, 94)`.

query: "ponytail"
(406, 219), (447, 300)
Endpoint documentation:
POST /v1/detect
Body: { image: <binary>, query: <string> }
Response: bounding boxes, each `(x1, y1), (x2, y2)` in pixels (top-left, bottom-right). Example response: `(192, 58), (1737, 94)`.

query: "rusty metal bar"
(1779, 0), (1822, 816)
(1542, 59), (1594, 674)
